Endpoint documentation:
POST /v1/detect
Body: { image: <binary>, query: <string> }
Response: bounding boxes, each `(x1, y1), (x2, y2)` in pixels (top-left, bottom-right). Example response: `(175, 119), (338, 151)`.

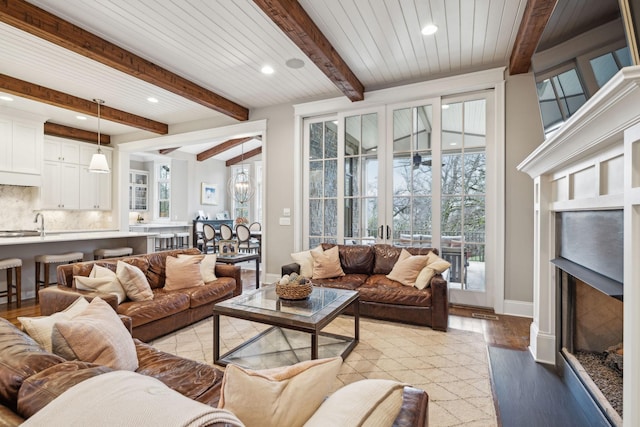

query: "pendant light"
(228, 141), (255, 204)
(88, 98), (110, 173)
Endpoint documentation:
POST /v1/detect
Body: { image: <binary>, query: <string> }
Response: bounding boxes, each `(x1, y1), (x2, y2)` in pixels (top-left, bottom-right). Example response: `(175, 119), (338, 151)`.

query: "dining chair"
(202, 224), (217, 254)
(236, 224), (260, 256)
(249, 222), (261, 231)
(194, 221), (205, 251)
(220, 223), (234, 241)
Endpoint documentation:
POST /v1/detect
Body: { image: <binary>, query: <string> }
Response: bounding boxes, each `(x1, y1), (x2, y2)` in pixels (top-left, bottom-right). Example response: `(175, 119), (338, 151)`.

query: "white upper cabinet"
(79, 147), (112, 210)
(0, 113), (44, 186)
(44, 139), (80, 163)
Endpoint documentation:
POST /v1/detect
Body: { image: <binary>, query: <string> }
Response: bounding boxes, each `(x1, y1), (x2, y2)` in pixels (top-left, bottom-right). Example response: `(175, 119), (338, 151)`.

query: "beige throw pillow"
(311, 246), (345, 279)
(18, 297), (89, 353)
(74, 264), (126, 304)
(165, 255), (205, 290)
(386, 249), (429, 287)
(218, 357), (342, 427)
(51, 297), (138, 371)
(178, 254), (217, 282)
(116, 260), (153, 301)
(414, 252), (452, 290)
(304, 379), (405, 427)
(290, 246), (321, 277)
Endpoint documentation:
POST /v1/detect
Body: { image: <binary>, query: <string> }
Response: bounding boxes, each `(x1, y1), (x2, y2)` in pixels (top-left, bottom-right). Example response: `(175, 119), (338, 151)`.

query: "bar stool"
(174, 232), (190, 249)
(34, 252), (84, 303)
(0, 258), (22, 308)
(155, 233), (175, 251)
(94, 247), (133, 260)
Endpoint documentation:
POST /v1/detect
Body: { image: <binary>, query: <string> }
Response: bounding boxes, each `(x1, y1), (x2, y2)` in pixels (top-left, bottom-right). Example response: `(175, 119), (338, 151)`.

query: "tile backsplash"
(0, 185), (114, 230)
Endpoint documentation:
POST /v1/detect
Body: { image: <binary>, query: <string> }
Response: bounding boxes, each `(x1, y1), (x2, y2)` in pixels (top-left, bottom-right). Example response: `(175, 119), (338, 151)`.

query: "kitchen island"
(0, 230), (156, 303)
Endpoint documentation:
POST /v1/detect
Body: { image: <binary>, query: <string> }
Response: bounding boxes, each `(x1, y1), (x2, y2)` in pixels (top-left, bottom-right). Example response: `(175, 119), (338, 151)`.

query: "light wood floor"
(0, 268), (532, 350)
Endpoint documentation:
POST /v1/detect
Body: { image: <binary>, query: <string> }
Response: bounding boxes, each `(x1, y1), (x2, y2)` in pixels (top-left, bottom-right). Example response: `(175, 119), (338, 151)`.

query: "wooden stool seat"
(94, 247), (133, 260)
(34, 252), (83, 303)
(0, 258), (22, 308)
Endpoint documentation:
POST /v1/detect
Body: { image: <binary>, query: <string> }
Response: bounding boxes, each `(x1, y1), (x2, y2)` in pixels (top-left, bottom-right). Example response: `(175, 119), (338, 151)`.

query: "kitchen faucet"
(34, 212), (45, 237)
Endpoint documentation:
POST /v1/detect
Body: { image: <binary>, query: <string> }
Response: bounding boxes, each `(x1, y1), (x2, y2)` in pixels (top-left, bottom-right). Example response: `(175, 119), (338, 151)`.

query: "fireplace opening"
(559, 274), (623, 422)
(555, 210), (624, 426)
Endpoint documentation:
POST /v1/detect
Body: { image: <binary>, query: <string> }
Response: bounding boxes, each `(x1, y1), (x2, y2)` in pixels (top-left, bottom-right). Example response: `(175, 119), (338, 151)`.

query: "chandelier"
(227, 141), (255, 204)
(88, 98), (110, 173)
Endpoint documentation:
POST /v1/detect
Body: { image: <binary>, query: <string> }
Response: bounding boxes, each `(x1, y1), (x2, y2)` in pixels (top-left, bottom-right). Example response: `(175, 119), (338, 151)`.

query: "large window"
(536, 67), (587, 134)
(155, 162), (170, 219)
(590, 46), (632, 88)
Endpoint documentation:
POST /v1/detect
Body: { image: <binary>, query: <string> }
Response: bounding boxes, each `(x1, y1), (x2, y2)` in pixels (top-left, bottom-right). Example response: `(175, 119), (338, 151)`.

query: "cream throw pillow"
(74, 264), (126, 304)
(386, 249), (429, 287)
(311, 246), (345, 279)
(51, 297), (138, 371)
(178, 254), (217, 282)
(18, 296), (89, 353)
(414, 252), (452, 290)
(116, 260), (153, 301)
(165, 255), (205, 290)
(218, 356), (342, 427)
(304, 379), (405, 427)
(290, 246), (321, 277)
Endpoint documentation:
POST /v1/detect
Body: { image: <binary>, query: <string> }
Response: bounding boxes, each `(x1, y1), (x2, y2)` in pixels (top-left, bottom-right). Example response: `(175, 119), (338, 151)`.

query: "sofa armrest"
(281, 262), (301, 276)
(394, 386), (429, 427)
(38, 286), (119, 316)
(429, 274), (449, 332)
(0, 404), (23, 427)
(214, 264), (242, 296)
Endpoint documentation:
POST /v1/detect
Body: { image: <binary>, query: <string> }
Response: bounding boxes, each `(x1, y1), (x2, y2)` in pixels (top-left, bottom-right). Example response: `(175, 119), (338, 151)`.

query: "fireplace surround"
(518, 67), (640, 427)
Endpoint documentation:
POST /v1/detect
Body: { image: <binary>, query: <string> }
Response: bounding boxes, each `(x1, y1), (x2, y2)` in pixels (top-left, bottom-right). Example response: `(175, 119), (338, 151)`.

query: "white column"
(623, 124), (640, 427)
(528, 174), (556, 364)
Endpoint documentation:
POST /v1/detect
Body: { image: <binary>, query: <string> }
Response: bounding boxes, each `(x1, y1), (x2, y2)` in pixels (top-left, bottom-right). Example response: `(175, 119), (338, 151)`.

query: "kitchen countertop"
(0, 230), (156, 246)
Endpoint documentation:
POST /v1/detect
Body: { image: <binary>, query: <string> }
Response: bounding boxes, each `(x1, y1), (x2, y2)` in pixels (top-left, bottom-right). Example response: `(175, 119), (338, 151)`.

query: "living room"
(0, 0), (637, 426)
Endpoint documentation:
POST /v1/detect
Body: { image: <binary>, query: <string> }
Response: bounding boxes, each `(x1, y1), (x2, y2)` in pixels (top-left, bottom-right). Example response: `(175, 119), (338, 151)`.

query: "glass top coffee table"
(213, 285), (359, 369)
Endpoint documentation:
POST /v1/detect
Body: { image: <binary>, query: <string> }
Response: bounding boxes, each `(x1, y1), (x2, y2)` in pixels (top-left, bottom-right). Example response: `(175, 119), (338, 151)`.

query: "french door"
(302, 91), (494, 307)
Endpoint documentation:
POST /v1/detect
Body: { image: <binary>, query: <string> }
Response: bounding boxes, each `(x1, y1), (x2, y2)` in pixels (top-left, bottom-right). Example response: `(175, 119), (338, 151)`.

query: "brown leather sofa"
(0, 318), (429, 426)
(282, 244), (449, 331)
(38, 248), (241, 342)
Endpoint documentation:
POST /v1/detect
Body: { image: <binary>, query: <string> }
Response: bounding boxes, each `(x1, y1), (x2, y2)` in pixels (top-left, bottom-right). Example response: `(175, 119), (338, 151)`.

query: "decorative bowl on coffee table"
(275, 282), (313, 300)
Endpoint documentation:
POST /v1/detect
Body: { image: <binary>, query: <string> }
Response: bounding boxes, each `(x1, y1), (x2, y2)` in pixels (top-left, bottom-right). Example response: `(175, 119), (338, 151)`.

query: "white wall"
(504, 73), (545, 306)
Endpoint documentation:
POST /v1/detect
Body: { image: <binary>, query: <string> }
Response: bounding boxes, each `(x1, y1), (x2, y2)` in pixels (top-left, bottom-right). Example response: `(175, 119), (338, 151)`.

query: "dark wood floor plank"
(488, 346), (592, 427)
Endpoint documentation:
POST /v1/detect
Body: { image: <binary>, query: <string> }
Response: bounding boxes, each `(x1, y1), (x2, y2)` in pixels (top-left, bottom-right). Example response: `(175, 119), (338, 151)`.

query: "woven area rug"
(150, 316), (497, 426)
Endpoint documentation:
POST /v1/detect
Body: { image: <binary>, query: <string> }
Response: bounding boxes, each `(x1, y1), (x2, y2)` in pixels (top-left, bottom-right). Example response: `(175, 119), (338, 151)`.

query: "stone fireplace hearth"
(518, 66), (640, 427)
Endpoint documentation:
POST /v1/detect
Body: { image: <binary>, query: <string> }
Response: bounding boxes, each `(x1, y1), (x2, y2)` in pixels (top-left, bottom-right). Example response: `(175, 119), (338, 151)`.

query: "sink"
(0, 230), (41, 237)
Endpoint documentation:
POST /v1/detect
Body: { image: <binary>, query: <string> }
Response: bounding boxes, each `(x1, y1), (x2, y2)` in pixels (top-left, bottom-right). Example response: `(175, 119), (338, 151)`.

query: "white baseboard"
(528, 321), (556, 364)
(501, 299), (533, 318)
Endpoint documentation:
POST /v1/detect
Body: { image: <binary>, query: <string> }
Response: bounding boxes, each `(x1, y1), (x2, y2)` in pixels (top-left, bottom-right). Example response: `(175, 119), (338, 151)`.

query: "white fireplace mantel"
(517, 66), (640, 427)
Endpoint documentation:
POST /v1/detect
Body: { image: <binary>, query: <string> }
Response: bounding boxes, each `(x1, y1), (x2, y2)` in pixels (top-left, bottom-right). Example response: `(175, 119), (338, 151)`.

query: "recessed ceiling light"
(421, 24), (438, 36)
(147, 97), (159, 103)
(285, 58), (305, 69)
(261, 65), (274, 75)
(76, 115), (87, 120)
(0, 95), (13, 101)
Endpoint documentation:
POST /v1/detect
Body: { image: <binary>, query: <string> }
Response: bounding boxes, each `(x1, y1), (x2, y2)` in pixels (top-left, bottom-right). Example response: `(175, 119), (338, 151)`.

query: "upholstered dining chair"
(202, 224), (217, 254)
(219, 223), (234, 241)
(236, 224), (260, 256)
(249, 222), (261, 231)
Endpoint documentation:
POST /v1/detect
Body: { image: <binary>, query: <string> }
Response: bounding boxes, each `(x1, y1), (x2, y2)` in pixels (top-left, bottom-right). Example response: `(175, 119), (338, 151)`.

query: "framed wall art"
(201, 183), (218, 205)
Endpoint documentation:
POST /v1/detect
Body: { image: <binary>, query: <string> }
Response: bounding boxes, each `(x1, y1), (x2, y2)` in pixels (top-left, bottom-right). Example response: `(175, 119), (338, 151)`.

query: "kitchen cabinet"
(44, 139), (80, 163)
(129, 170), (149, 211)
(0, 115), (44, 186)
(79, 146), (112, 210)
(41, 161), (80, 209)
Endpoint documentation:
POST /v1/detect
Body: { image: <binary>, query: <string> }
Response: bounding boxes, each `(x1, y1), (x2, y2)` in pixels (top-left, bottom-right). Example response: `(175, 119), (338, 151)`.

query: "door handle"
(386, 225), (391, 240)
(378, 225), (384, 239)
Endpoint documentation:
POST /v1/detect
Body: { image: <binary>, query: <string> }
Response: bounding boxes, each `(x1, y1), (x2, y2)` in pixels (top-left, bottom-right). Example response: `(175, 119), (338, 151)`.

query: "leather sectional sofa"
(38, 248), (241, 341)
(282, 244), (449, 331)
(0, 317), (429, 426)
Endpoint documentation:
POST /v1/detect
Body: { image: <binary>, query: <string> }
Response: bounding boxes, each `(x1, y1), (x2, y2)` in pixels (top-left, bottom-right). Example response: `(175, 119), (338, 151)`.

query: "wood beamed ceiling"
(509, 0), (558, 75)
(226, 147), (262, 166)
(0, 0), (550, 158)
(44, 122), (110, 145)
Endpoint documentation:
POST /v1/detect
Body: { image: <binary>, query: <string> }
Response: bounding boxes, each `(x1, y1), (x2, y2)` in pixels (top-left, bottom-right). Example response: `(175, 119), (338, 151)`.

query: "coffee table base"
(215, 325), (358, 369)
